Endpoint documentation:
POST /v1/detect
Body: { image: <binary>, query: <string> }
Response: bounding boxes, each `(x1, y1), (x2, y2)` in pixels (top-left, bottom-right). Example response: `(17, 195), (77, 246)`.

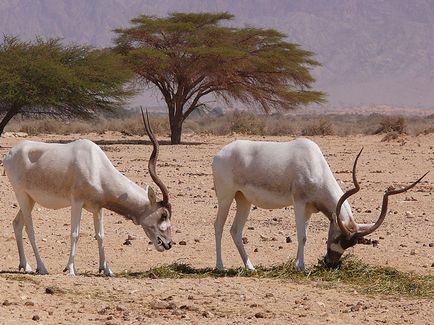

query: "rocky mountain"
(1, 0), (434, 107)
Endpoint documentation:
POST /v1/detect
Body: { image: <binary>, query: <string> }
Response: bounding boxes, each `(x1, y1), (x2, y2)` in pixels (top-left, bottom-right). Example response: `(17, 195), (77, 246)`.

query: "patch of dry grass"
(119, 255), (434, 299)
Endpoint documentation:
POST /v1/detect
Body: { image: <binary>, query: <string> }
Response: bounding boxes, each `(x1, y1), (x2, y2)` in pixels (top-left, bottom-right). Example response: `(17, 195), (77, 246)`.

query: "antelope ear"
(147, 185), (157, 206)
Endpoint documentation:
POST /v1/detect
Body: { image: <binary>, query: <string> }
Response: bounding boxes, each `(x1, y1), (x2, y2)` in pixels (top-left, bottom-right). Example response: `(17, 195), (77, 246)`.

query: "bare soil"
(0, 132), (433, 324)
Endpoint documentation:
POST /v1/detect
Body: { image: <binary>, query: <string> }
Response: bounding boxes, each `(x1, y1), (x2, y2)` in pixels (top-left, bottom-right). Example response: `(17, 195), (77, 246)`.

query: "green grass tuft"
(119, 255), (434, 299)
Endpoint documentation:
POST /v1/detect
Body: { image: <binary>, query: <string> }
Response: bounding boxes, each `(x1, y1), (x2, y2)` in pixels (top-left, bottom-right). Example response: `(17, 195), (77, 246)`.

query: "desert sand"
(0, 132), (433, 324)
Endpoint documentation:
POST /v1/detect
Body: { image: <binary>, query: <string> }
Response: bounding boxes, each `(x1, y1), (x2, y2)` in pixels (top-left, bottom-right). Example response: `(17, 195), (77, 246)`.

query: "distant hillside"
(1, 0), (434, 108)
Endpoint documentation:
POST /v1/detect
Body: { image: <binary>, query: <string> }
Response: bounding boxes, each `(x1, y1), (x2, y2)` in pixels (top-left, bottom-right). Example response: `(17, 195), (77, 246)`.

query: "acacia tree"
(0, 36), (134, 135)
(114, 12), (325, 144)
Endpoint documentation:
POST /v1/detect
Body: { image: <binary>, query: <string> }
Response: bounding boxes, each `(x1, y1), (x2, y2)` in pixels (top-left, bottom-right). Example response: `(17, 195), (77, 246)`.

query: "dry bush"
(5, 111), (433, 138)
(264, 116), (295, 136)
(375, 116), (407, 134)
(301, 118), (335, 136)
(381, 131), (401, 142)
(228, 111), (266, 135)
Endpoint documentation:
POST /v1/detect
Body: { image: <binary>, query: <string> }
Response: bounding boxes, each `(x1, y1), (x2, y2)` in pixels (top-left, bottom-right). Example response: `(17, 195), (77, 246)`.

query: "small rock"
(410, 249), (416, 255)
(350, 302), (363, 312)
(405, 211), (413, 218)
(286, 236), (292, 243)
(254, 248), (259, 253)
(179, 240), (187, 246)
(32, 315), (40, 321)
(278, 246), (283, 250)
(255, 312), (266, 318)
(127, 235), (136, 241)
(25, 301), (35, 306)
(431, 262), (434, 267)
(123, 239), (132, 245)
(202, 311), (213, 318)
(372, 240), (379, 247)
(194, 238), (200, 243)
(265, 293), (274, 298)
(429, 243), (434, 248)
(2, 300), (12, 306)
(260, 234), (270, 241)
(247, 226), (255, 230)
(116, 305), (125, 312)
(45, 287), (55, 295)
(242, 237), (248, 244)
(98, 306), (111, 315)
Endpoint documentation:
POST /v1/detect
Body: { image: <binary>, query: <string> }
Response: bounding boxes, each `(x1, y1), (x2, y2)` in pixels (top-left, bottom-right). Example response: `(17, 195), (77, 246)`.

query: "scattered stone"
(98, 306), (111, 315)
(405, 211), (413, 218)
(45, 287), (55, 295)
(150, 301), (177, 310)
(242, 237), (248, 244)
(32, 315), (40, 321)
(202, 311), (213, 318)
(254, 312), (266, 318)
(350, 302), (363, 312)
(179, 240), (187, 246)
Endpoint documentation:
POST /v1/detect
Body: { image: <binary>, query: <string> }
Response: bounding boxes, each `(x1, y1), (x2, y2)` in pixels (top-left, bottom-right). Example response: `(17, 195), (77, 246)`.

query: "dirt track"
(0, 132), (433, 324)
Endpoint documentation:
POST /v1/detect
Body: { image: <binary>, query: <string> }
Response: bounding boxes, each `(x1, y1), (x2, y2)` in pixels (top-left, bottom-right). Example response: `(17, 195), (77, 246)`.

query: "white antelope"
(3, 111), (172, 276)
(212, 138), (427, 272)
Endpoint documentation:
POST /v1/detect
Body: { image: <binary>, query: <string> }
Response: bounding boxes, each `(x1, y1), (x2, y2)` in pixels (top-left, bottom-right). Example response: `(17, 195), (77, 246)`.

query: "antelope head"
(324, 149), (428, 267)
(140, 108), (172, 252)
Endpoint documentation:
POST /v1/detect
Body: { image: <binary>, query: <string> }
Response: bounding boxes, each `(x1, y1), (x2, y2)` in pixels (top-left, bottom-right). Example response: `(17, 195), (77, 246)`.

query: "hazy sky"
(2, 0), (434, 108)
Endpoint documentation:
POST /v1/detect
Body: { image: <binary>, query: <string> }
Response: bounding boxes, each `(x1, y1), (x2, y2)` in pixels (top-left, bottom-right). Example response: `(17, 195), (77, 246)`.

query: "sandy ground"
(0, 132), (433, 324)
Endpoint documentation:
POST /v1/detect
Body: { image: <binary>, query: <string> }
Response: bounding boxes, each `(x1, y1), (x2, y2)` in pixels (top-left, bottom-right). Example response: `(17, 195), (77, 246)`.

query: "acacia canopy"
(0, 36), (134, 135)
(114, 12), (325, 144)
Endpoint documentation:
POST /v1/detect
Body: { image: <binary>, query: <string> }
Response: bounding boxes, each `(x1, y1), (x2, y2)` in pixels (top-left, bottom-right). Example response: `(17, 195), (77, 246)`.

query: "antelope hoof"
(36, 267), (49, 275)
(19, 263), (33, 273)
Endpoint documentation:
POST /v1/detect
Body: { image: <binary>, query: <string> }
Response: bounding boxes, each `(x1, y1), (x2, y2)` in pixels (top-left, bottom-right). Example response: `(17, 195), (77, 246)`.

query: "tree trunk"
(170, 120), (183, 144)
(0, 104), (21, 136)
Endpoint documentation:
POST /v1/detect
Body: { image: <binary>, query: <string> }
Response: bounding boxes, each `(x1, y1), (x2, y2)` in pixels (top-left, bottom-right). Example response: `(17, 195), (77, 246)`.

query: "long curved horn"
(335, 148), (363, 238)
(140, 107), (169, 205)
(355, 171), (429, 237)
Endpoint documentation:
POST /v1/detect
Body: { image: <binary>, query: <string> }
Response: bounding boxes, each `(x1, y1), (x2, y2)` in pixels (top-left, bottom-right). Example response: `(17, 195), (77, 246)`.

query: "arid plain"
(0, 131), (433, 324)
